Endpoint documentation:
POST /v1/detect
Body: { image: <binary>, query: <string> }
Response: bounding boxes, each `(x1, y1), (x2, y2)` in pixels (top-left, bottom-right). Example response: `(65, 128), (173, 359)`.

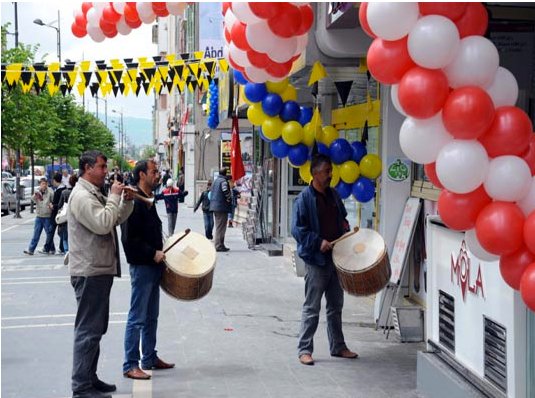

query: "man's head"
(134, 159), (159, 191)
(219, 168), (227, 177)
(310, 154), (332, 192)
(39, 178), (48, 191)
(79, 150), (108, 188)
(52, 172), (62, 186)
(62, 169), (68, 176)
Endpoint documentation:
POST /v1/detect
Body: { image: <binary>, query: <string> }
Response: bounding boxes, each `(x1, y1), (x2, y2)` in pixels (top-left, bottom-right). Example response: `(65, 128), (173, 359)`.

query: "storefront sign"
(451, 241), (485, 301)
(387, 158), (410, 181)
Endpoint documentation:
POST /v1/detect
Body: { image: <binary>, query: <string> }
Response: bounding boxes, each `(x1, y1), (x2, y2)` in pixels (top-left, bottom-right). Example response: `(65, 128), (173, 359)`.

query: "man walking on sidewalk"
(23, 178), (54, 256)
(291, 154), (359, 366)
(209, 168), (232, 252)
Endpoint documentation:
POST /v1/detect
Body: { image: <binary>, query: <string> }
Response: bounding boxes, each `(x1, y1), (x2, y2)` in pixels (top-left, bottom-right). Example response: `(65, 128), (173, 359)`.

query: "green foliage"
(141, 146), (157, 160)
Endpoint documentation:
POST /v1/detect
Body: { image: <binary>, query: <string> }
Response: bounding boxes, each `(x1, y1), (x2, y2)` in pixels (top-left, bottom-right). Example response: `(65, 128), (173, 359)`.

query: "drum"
(332, 228), (391, 296)
(161, 230), (216, 301)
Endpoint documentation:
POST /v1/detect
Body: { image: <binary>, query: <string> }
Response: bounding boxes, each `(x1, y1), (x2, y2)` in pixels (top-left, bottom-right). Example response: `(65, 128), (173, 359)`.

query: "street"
(1, 203), (424, 398)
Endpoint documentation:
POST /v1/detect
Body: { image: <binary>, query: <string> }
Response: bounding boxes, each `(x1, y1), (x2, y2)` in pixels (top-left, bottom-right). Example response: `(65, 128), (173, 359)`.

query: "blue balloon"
(335, 181), (353, 199)
(351, 141), (367, 163)
(233, 70), (248, 85)
(352, 177), (375, 203)
(317, 142), (330, 156)
(280, 100), (301, 122)
(288, 143), (309, 166)
(261, 93), (284, 117)
(329, 138), (353, 165)
(244, 82), (268, 103)
(299, 107), (313, 126)
(271, 138), (290, 159)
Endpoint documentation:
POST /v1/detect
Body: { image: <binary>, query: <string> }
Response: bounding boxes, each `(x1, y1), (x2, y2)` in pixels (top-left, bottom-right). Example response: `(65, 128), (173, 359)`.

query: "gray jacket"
(32, 188), (54, 218)
(67, 178), (134, 277)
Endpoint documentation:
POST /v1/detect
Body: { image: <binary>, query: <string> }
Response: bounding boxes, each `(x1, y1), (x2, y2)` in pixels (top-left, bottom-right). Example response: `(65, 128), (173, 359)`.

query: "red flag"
(230, 115), (245, 181)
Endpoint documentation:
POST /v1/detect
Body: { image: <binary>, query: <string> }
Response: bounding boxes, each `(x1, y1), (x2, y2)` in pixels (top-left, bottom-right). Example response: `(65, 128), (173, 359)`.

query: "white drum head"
(163, 230), (216, 277)
(333, 228), (386, 273)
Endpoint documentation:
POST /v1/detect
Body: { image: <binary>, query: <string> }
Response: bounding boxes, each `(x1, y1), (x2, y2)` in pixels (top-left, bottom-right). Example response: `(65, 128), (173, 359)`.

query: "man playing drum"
(291, 154), (359, 366)
(121, 160), (175, 380)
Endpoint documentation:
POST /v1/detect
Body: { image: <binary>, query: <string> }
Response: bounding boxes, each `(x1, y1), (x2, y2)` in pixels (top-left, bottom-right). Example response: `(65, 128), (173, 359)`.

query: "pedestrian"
(209, 168), (232, 252)
(194, 180), (214, 240)
(57, 174), (79, 253)
(227, 180), (241, 228)
(61, 168), (71, 187)
(42, 172), (66, 255)
(121, 159), (175, 381)
(23, 177), (54, 256)
(68, 150), (134, 398)
(291, 154), (359, 366)
(177, 167), (185, 202)
(155, 179), (188, 236)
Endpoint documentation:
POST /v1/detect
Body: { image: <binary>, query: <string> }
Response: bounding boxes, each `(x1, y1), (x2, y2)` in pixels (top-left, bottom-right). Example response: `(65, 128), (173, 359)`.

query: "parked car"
(2, 181), (16, 215)
(4, 177), (40, 211)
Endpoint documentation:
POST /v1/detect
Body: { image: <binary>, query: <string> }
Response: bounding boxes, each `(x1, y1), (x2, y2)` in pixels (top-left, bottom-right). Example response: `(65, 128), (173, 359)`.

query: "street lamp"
(33, 10), (61, 64)
(112, 109), (124, 171)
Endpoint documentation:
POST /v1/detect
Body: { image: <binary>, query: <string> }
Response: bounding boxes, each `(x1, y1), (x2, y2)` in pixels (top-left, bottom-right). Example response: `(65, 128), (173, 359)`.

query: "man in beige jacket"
(24, 177), (54, 255)
(67, 150), (134, 398)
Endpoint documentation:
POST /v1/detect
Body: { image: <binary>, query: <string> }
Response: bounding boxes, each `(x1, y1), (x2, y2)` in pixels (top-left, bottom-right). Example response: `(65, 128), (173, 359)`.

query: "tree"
(141, 146), (157, 160)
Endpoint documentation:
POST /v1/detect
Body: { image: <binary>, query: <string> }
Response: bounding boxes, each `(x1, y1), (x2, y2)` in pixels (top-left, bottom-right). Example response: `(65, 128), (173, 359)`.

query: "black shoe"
(216, 247), (230, 252)
(72, 387), (111, 398)
(93, 379), (116, 393)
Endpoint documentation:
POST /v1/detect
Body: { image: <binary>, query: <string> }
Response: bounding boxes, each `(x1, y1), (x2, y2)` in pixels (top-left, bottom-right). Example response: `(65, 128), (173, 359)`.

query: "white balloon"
(517, 176), (535, 217)
(139, 12), (156, 24)
(443, 36), (499, 89)
(92, 2), (107, 13)
(391, 85), (407, 117)
(465, 228), (499, 262)
(224, 9), (238, 30)
(246, 21), (278, 54)
(436, 140), (490, 194)
(408, 15), (460, 70)
(484, 156), (531, 202)
(116, 16), (132, 35)
(484, 66), (519, 108)
(112, 2), (126, 15)
(293, 33), (308, 57)
(87, 25), (105, 43)
(231, 2), (262, 25)
(86, 8), (101, 28)
(136, 2), (154, 18)
(367, 2), (419, 41)
(399, 113), (454, 165)
(166, 2), (185, 16)
(229, 42), (250, 67)
(266, 36), (297, 63)
(244, 65), (271, 83)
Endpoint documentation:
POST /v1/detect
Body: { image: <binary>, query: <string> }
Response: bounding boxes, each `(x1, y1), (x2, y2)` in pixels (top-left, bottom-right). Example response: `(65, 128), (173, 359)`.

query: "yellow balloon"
(299, 161), (312, 184)
(266, 78), (289, 94)
(339, 161), (360, 184)
(247, 103), (267, 126)
(303, 122), (322, 146)
(281, 121), (304, 146)
(321, 126), (339, 146)
(359, 154), (382, 179)
(330, 163), (340, 187)
(280, 85), (297, 102)
(262, 116), (283, 141)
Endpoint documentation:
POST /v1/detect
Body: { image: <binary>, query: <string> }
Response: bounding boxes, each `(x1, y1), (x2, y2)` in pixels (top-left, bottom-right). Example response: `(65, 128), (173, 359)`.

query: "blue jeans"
(28, 217), (52, 252)
(203, 211), (214, 239)
(123, 264), (163, 373)
(58, 224), (68, 252)
(297, 259), (347, 357)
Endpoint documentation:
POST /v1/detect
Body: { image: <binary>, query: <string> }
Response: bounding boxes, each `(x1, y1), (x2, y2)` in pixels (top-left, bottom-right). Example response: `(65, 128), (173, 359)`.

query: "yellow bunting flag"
(308, 61), (328, 86)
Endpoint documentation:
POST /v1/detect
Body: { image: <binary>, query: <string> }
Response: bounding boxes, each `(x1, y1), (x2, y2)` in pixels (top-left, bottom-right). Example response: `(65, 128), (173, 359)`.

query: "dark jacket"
(194, 189), (212, 213)
(121, 186), (163, 266)
(209, 174), (231, 213)
(50, 185), (67, 226)
(291, 184), (347, 266)
(155, 187), (187, 214)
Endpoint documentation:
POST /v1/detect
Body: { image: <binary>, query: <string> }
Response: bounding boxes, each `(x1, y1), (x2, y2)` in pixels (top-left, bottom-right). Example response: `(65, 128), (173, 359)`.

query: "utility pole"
(14, 2), (22, 219)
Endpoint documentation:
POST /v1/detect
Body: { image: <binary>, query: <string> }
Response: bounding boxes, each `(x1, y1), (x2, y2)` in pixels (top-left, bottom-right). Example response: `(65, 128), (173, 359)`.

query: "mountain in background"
(99, 115), (153, 147)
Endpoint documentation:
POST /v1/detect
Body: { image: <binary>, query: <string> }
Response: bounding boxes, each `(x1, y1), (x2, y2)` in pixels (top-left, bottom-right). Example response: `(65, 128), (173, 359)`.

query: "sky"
(1, 1), (157, 120)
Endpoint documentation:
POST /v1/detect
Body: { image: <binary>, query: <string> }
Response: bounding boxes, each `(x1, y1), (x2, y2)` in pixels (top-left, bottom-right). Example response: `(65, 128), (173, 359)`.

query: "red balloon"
(520, 262), (535, 312)
(247, 50), (270, 69)
(103, 27), (118, 39)
(124, 4), (140, 23)
(265, 60), (292, 79)
(230, 23), (251, 51)
(524, 211), (535, 254)
(500, 245), (535, 290)
(71, 22), (87, 38)
(438, 186), (492, 231)
(222, 2), (231, 17)
(102, 5), (121, 24)
(152, 3), (169, 17)
(367, 37), (415, 85)
(125, 17), (142, 29)
(224, 27), (231, 44)
(442, 86), (495, 139)
(249, 2), (281, 19)
(74, 12), (87, 28)
(228, 54), (245, 72)
(398, 67), (449, 119)
(419, 2), (468, 21)
(296, 5), (314, 35)
(455, 3), (488, 38)
(479, 106), (533, 157)
(99, 18), (116, 35)
(424, 163), (444, 189)
(520, 134), (535, 176)
(359, 3), (376, 38)
(267, 3), (302, 38)
(476, 202), (525, 256)
(81, 2), (93, 16)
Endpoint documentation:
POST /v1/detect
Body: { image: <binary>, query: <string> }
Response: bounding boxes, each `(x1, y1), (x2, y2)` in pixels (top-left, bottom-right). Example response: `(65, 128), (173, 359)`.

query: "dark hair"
(79, 150), (107, 177)
(69, 174), (78, 188)
(133, 159), (156, 184)
(53, 172), (62, 183)
(207, 179), (212, 186)
(219, 168), (227, 176)
(39, 177), (48, 184)
(310, 154), (331, 175)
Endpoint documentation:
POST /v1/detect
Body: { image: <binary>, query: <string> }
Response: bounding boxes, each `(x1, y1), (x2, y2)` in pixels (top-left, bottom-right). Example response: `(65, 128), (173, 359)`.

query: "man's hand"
(110, 181), (123, 196)
(153, 250), (166, 263)
(320, 239), (333, 252)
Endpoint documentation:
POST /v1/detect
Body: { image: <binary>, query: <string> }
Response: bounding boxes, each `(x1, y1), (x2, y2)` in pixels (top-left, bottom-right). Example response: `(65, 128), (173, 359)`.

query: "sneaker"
(37, 248), (48, 254)
(56, 251), (65, 255)
(23, 250), (34, 255)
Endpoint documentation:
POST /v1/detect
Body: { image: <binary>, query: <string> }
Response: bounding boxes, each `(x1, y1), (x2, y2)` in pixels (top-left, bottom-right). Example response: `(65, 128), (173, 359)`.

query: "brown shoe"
(143, 358), (175, 370)
(299, 354), (314, 366)
(332, 348), (359, 359)
(123, 367), (151, 380)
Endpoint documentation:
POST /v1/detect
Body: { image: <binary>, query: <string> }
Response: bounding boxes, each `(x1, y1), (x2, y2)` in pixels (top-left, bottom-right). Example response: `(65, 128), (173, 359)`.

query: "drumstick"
(330, 226), (360, 246)
(163, 229), (191, 254)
